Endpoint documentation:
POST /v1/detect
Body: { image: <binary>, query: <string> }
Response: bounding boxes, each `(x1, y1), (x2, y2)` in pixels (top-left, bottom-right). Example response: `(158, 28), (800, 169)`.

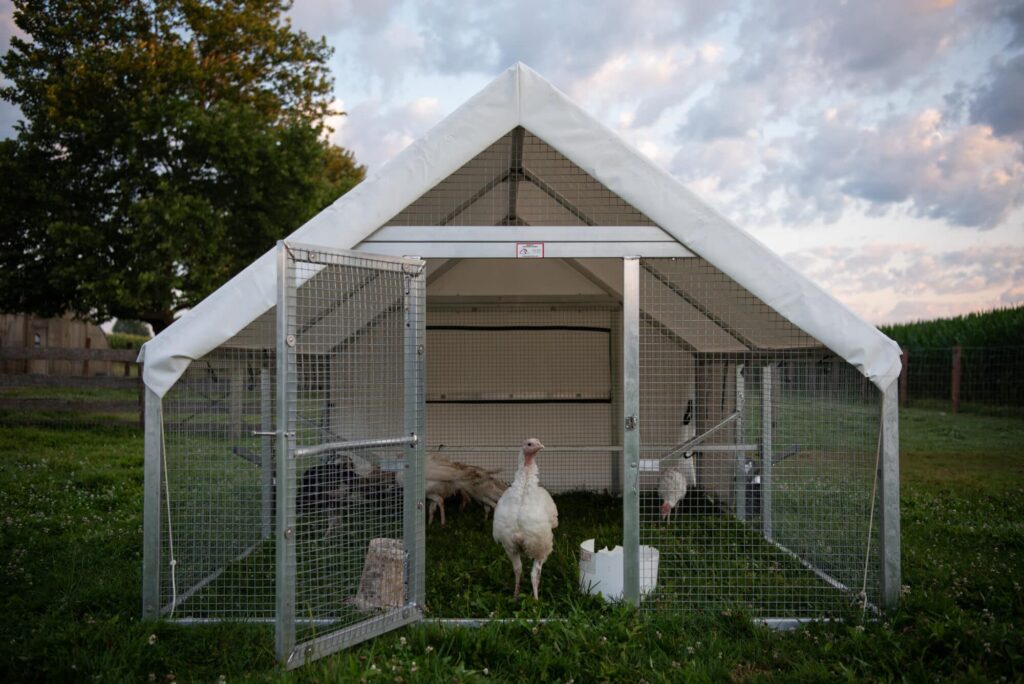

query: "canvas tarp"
(139, 63), (901, 396)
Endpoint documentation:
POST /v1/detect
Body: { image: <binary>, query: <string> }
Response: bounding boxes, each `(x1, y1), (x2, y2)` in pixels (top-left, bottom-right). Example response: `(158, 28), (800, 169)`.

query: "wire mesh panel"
(159, 310), (278, 621)
(638, 257), (883, 618)
(385, 127), (658, 228)
(281, 244), (425, 666)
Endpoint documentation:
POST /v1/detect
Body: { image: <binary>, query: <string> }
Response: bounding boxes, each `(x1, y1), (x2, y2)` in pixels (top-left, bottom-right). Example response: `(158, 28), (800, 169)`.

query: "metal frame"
(622, 257), (641, 605)
(142, 387), (162, 620)
(275, 241), (297, 662)
(358, 241), (691, 258)
(404, 263), (427, 609)
(879, 380), (901, 607)
(760, 363), (774, 542)
(733, 364), (747, 521)
(274, 242), (428, 668)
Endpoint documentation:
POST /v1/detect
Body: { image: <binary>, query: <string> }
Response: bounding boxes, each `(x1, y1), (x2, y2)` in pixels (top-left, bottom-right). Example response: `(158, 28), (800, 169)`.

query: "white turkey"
(396, 452), (507, 525)
(492, 438), (559, 599)
(659, 398), (697, 521)
(658, 456), (696, 521)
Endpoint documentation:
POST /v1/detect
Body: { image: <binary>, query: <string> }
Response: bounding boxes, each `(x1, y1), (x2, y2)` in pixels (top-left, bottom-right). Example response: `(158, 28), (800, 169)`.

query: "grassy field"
(1, 406), (1022, 682)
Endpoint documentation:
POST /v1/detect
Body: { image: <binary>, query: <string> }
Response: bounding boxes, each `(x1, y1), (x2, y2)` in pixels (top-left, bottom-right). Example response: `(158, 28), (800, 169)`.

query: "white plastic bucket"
(579, 539), (659, 602)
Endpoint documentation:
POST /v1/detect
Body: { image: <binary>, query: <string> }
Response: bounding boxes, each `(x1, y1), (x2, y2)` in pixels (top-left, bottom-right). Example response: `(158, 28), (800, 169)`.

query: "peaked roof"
(140, 63), (901, 396)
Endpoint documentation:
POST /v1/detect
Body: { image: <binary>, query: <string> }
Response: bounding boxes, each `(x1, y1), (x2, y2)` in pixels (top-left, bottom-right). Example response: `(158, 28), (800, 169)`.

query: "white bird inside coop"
(396, 451), (507, 526)
(658, 398), (697, 521)
(493, 438), (559, 600)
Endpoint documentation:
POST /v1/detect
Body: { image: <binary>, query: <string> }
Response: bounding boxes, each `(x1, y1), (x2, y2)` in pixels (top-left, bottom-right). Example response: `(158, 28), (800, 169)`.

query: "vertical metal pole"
(733, 364), (746, 521)
(403, 264), (427, 608)
(261, 369), (273, 540)
(275, 242), (297, 663)
(610, 308), (623, 494)
(879, 380), (902, 607)
(622, 257), (641, 606)
(760, 363), (774, 541)
(142, 386), (162, 620)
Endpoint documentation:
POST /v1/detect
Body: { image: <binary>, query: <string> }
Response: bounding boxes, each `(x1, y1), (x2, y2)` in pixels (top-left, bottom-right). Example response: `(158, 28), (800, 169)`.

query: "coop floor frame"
(142, 246), (901, 668)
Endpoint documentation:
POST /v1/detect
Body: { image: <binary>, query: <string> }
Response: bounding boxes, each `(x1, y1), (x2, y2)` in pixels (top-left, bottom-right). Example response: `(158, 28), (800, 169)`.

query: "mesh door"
(281, 245), (425, 666)
(156, 245), (425, 665)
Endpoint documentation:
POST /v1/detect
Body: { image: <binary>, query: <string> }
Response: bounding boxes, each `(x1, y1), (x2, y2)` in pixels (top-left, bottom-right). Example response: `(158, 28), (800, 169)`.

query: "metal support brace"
(879, 380), (902, 607)
(294, 435), (418, 459)
(142, 387), (162, 619)
(275, 242), (297, 663)
(622, 257), (641, 606)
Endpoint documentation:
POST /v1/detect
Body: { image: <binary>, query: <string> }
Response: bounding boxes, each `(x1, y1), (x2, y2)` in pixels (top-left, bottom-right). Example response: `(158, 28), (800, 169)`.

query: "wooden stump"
(350, 538), (405, 611)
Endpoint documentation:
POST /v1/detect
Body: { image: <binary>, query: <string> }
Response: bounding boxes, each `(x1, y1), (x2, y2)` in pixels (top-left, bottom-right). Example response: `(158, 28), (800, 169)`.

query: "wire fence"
(899, 346), (1024, 416)
(4, 344), (1021, 432)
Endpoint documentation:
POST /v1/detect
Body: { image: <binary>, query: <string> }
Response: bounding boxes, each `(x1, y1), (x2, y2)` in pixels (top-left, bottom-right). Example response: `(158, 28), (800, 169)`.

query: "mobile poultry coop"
(139, 63), (902, 668)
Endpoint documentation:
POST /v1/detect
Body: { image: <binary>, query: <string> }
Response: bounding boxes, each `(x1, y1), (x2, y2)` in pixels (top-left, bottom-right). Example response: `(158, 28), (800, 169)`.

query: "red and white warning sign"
(516, 242), (544, 258)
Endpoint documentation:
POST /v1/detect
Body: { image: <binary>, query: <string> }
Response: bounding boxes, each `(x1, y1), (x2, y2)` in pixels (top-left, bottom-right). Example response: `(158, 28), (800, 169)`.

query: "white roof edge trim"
(516, 64), (901, 391)
(141, 61), (901, 397)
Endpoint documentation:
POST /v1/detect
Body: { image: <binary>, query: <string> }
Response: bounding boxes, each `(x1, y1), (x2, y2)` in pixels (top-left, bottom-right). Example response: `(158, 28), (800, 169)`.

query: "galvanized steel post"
(622, 257), (641, 606)
(403, 263), (426, 608)
(275, 242), (297, 663)
(760, 363), (774, 541)
(880, 380), (902, 607)
(142, 387), (162, 620)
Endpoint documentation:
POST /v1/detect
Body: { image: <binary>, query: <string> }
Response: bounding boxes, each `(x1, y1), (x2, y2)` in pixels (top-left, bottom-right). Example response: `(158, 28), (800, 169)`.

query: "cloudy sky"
(3, 1), (1022, 324)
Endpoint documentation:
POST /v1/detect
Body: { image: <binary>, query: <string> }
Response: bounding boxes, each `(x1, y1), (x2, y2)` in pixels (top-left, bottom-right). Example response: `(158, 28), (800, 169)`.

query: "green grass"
(1, 408), (1023, 681)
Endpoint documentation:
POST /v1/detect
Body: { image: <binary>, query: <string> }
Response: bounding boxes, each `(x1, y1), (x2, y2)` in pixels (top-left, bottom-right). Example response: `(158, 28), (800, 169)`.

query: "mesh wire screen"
(385, 127), (656, 227)
(425, 304), (622, 494)
(160, 314), (277, 620)
(286, 248), (421, 649)
(638, 257), (882, 616)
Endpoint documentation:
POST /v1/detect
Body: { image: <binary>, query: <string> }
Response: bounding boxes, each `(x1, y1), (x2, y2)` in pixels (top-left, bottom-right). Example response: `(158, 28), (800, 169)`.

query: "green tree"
(0, 0), (365, 333)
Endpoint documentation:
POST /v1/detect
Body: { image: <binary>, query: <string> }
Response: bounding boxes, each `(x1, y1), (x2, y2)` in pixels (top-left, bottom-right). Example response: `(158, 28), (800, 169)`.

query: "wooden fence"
(0, 347), (143, 427)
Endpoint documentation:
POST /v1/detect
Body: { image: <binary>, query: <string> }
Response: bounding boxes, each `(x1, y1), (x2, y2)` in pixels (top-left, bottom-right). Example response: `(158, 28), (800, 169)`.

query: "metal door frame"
(275, 241), (426, 667)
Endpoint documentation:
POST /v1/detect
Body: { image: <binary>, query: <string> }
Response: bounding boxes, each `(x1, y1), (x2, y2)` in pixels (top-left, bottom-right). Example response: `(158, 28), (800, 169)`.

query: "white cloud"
(327, 96), (442, 172)
(785, 242), (1024, 323)
(568, 47), (723, 129)
(767, 108), (1024, 228)
(287, 0), (399, 41)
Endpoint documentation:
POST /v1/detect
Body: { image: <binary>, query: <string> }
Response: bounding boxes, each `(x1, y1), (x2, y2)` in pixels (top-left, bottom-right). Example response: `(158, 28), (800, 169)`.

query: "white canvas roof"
(139, 62), (901, 396)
